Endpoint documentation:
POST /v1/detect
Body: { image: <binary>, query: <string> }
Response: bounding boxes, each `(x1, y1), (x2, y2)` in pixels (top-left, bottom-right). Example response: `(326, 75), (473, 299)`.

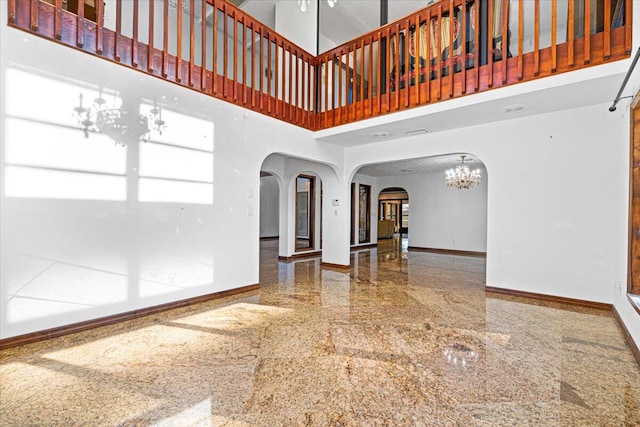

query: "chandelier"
(445, 155), (482, 189)
(73, 92), (166, 146)
(298, 0), (336, 12)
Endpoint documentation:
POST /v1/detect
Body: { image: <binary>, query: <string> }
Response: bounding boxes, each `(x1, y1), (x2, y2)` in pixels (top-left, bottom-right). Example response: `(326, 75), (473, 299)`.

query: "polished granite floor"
(1, 238), (639, 426)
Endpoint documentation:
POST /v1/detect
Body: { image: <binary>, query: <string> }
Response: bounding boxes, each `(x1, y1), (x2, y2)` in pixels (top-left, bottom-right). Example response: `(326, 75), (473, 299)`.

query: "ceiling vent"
(501, 104), (530, 113)
(403, 128), (427, 136)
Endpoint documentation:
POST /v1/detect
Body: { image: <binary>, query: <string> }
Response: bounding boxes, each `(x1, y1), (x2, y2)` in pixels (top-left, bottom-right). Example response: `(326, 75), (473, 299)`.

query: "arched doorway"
(378, 187), (409, 239)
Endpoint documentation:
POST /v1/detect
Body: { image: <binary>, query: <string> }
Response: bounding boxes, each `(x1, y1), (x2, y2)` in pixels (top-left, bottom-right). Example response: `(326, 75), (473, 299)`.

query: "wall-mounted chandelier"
(445, 155), (482, 190)
(298, 0), (336, 12)
(73, 92), (166, 146)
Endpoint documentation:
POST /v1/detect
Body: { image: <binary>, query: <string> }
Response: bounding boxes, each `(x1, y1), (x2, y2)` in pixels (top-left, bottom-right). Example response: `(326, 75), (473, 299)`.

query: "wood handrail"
(6, 0), (633, 131)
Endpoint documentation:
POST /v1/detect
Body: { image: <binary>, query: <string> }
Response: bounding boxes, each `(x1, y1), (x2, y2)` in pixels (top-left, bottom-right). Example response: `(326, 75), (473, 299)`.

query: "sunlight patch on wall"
(138, 103), (214, 204)
(4, 68), (127, 201)
(4, 165), (126, 201)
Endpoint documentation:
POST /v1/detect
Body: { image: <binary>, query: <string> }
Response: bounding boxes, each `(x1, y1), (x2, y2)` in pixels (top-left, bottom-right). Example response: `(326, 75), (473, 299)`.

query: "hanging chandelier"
(298, 0), (336, 12)
(445, 155), (482, 190)
(73, 92), (166, 146)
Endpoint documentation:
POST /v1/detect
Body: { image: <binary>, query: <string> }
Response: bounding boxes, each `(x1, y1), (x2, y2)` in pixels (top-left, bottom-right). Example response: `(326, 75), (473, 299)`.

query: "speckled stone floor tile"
(1, 237), (639, 426)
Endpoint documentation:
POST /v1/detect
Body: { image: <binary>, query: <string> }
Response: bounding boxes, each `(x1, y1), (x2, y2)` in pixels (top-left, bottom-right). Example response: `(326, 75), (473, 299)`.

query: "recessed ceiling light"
(501, 104), (530, 113)
(404, 128), (427, 135)
(370, 131), (391, 138)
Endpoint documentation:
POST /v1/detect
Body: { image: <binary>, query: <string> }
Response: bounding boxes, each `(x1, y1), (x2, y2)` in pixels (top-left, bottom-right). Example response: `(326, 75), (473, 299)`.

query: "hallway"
(1, 239), (639, 425)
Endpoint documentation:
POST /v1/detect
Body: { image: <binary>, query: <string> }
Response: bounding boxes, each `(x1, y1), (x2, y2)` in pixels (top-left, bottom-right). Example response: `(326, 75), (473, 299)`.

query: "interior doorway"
(378, 187), (409, 239)
(295, 175), (316, 251)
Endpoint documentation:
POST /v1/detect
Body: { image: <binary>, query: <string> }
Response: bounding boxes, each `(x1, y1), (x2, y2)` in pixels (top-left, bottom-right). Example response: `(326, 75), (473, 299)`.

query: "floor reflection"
(1, 239), (639, 426)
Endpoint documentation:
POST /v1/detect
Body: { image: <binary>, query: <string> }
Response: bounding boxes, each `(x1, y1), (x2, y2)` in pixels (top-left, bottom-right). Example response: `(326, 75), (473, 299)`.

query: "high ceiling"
(234, 0), (427, 52)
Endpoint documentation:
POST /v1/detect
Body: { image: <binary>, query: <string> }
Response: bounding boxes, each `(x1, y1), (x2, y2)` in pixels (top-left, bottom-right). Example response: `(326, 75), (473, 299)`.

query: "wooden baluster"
(307, 55), (311, 123)
(233, 10), (237, 100)
(604, 0), (611, 59)
(353, 43), (357, 119)
(289, 47), (294, 121)
(517, 0), (523, 80)
(360, 39), (365, 120)
(533, 0), (539, 76)
(54, 0), (62, 40)
(213, 0), (219, 95)
(132, 0), (138, 67)
(625, 0), (632, 54)
(76, 0), (85, 47)
(115, 0), (122, 60)
(501, 0), (508, 84)
(487, 0), (493, 87)
(551, 0), (557, 72)
(281, 40), (285, 117)
(325, 56), (329, 122)
(345, 46), (350, 121)
(267, 33), (272, 113)
(584, 0), (591, 64)
(176, 0), (183, 82)
(201, 0), (207, 91)
(148, 0), (154, 71)
(274, 38), (279, 116)
(404, 20), (411, 107)
(473, 3), (479, 90)
(8, 0), (16, 24)
(259, 28), (264, 110)
(436, 6), (441, 100)
(338, 50), (343, 123)
(251, 25), (256, 107)
(243, 17), (247, 104)
(460, 4), (465, 95)
(447, 2), (453, 98)
(163, 0), (169, 76)
(332, 53), (336, 125)
(413, 17), (419, 105)
(426, 11), (431, 101)
(386, 28), (391, 112)
(189, 0), (194, 86)
(377, 32), (382, 114)
(30, 0), (38, 31)
(369, 36), (373, 116)
(395, 24), (400, 108)
(295, 52), (300, 124)
(223, 4), (228, 97)
(302, 54), (306, 124)
(567, 0), (574, 68)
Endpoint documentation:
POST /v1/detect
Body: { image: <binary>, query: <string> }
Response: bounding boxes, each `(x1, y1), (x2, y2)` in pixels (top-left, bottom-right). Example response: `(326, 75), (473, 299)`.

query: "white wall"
(376, 169), (488, 253)
(275, 0), (318, 55)
(260, 175), (279, 238)
(345, 102), (628, 307)
(0, 13), (343, 339)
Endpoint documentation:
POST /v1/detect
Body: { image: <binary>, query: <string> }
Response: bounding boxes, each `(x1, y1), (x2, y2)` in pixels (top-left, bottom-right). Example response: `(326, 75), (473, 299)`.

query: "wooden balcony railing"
(8, 0), (317, 129)
(316, 0), (632, 129)
(7, 0), (633, 131)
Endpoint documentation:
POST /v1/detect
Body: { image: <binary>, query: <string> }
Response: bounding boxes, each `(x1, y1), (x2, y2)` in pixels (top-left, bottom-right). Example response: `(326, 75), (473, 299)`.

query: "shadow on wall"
(1, 67), (216, 337)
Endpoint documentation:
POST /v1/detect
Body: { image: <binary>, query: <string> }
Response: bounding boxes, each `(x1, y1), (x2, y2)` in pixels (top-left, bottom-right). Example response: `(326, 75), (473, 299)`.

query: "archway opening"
(378, 187), (409, 240)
